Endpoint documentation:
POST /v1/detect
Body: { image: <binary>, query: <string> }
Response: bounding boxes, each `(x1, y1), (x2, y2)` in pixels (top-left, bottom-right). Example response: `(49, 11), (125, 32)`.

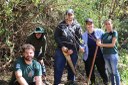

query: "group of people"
(54, 9), (120, 85)
(9, 27), (47, 85)
(10, 8), (120, 85)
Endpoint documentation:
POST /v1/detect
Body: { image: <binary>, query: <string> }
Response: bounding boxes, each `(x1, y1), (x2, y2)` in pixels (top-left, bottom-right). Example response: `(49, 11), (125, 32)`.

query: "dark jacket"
(54, 19), (82, 51)
(26, 33), (46, 58)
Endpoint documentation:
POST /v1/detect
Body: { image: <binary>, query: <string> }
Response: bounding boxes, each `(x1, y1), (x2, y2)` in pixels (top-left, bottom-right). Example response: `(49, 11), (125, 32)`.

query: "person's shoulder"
(32, 60), (41, 69)
(73, 19), (81, 26)
(32, 60), (40, 65)
(112, 30), (118, 36)
(56, 20), (66, 29)
(26, 33), (34, 41)
(14, 56), (24, 64)
(58, 20), (66, 26)
(27, 33), (34, 38)
(82, 31), (88, 35)
(113, 30), (117, 33)
(16, 56), (23, 61)
(27, 33), (37, 42)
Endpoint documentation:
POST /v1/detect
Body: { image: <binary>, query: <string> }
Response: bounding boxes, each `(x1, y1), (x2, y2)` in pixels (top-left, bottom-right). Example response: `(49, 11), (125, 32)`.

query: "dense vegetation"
(0, 0), (128, 84)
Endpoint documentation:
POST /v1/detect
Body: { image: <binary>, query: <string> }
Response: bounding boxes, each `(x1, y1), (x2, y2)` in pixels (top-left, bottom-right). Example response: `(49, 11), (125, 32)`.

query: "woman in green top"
(97, 19), (120, 85)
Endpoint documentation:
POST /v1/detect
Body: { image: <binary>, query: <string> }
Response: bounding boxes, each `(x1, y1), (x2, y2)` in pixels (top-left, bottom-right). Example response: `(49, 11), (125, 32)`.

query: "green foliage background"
(0, 0), (128, 84)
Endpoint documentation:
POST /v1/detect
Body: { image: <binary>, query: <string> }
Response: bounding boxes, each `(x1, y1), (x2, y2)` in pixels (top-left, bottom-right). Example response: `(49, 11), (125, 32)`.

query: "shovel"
(87, 46), (98, 85)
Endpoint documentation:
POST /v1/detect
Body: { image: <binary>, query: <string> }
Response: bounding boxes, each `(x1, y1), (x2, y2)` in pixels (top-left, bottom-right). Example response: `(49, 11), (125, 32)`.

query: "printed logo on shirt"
(16, 63), (20, 69)
(107, 35), (112, 40)
(28, 70), (34, 77)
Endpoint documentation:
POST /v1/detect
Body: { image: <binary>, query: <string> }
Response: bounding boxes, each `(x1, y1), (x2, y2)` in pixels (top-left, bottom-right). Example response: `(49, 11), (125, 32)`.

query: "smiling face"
(23, 48), (34, 61)
(104, 19), (113, 32)
(85, 22), (94, 31)
(65, 13), (74, 21)
(22, 44), (35, 63)
(35, 33), (42, 39)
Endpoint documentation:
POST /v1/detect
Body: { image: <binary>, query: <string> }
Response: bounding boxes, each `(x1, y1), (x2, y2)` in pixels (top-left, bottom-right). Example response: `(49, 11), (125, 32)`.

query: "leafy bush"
(118, 48), (128, 84)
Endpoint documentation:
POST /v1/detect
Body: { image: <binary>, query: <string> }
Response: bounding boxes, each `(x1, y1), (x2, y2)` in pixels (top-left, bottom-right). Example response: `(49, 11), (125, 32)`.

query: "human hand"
(79, 47), (85, 53)
(62, 46), (73, 55)
(96, 39), (102, 46)
(62, 46), (68, 52)
(67, 49), (73, 55)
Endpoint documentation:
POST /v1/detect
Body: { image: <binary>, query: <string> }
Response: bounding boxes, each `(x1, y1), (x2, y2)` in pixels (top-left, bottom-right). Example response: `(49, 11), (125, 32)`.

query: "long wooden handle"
(87, 46), (98, 85)
(63, 51), (76, 76)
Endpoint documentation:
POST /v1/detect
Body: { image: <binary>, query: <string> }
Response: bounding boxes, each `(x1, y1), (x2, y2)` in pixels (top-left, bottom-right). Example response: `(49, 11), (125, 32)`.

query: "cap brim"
(66, 9), (74, 15)
(67, 12), (74, 14)
(85, 18), (93, 23)
(86, 21), (93, 23)
(34, 31), (44, 33)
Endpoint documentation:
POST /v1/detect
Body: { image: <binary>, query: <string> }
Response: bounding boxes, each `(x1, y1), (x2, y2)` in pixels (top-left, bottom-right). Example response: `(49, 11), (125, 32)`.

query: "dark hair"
(21, 44), (35, 53)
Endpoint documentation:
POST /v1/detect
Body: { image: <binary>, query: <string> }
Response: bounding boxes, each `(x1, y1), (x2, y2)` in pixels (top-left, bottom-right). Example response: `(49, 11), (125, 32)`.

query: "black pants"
(84, 55), (108, 84)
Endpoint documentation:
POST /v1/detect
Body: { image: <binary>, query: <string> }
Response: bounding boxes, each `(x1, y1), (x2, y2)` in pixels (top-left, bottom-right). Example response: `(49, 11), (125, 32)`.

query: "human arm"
(76, 25), (85, 53)
(75, 24), (85, 52)
(97, 31), (118, 47)
(54, 25), (65, 48)
(14, 59), (29, 85)
(34, 62), (43, 85)
(15, 70), (28, 85)
(38, 59), (46, 77)
(40, 35), (47, 58)
(54, 25), (73, 54)
(97, 37), (117, 47)
(35, 76), (42, 85)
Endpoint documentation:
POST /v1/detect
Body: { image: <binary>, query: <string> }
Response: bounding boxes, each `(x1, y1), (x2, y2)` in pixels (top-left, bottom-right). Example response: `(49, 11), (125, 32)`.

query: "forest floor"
(0, 58), (106, 85)
(0, 58), (125, 85)
(0, 68), (103, 85)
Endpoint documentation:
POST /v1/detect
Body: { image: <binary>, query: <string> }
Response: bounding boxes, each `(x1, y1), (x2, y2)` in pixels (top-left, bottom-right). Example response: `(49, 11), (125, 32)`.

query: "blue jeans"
(103, 54), (120, 85)
(54, 48), (78, 85)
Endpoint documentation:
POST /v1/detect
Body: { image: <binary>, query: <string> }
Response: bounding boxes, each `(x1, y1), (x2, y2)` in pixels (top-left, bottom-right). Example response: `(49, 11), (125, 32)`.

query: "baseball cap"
(85, 18), (93, 23)
(66, 9), (74, 15)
